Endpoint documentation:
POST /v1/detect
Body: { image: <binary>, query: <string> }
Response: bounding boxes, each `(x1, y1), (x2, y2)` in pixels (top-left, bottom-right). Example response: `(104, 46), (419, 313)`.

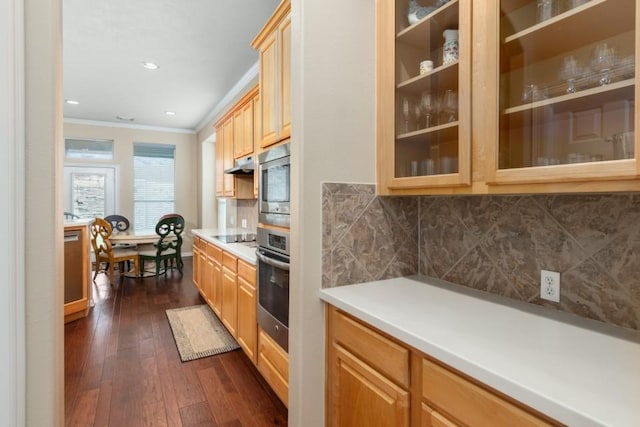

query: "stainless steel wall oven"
(258, 142), (290, 227)
(256, 226), (290, 352)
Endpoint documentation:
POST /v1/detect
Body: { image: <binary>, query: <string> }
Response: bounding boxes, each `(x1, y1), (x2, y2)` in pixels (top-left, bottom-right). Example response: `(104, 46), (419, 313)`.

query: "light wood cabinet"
(326, 306), (558, 427)
(258, 326), (289, 407)
(214, 86), (259, 199)
(378, 0), (640, 195)
(192, 237), (202, 292)
(64, 224), (91, 323)
(483, 0), (639, 191)
(377, 0), (472, 194)
(210, 244), (223, 317)
(327, 307), (410, 426)
(221, 251), (238, 337)
(252, 0), (291, 148)
(237, 259), (257, 364)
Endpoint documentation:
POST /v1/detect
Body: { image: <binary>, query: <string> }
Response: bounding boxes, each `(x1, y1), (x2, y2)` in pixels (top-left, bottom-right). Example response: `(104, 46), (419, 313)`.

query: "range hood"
(224, 155), (255, 174)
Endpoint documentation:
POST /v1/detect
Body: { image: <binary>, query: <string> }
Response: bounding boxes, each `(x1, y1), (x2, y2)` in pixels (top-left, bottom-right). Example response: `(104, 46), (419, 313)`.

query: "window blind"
(133, 143), (176, 233)
(65, 138), (114, 160)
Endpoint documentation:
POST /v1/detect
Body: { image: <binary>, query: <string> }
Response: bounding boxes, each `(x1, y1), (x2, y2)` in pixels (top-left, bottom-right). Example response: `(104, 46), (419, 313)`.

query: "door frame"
(63, 162), (120, 217)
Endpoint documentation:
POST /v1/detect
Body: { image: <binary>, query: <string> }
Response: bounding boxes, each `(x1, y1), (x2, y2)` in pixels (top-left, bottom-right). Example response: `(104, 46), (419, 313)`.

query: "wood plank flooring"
(65, 257), (288, 426)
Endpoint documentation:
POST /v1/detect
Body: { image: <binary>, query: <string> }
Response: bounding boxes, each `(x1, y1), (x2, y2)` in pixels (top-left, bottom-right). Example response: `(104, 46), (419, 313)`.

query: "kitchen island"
(320, 276), (640, 427)
(63, 218), (93, 322)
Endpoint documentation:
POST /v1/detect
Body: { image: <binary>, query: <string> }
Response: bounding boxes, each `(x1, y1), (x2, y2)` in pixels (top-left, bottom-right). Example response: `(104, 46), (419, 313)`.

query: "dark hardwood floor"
(65, 257), (288, 426)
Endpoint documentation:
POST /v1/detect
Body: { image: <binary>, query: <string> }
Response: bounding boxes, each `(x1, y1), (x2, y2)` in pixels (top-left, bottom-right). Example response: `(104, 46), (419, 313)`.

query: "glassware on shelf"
(568, 0), (590, 9)
(402, 97), (411, 133)
(558, 55), (581, 93)
(420, 91), (437, 128)
(522, 84), (548, 103)
(441, 89), (458, 123)
(591, 43), (616, 86)
(442, 29), (459, 65)
(537, 0), (555, 23)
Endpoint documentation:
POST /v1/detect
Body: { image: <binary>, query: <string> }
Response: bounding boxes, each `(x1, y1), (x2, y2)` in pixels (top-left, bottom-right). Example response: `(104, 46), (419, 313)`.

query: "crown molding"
(63, 118), (197, 134)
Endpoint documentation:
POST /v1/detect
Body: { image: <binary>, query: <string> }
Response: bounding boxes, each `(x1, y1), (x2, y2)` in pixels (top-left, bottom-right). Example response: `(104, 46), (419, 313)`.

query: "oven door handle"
(256, 250), (290, 271)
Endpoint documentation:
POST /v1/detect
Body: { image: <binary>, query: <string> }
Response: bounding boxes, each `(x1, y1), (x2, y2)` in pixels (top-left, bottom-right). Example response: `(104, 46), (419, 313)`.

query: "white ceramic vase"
(442, 29), (459, 65)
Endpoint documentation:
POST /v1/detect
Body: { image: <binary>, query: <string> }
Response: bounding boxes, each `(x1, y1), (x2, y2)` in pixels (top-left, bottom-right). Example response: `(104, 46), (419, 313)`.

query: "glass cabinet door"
(377, 0), (471, 194)
(489, 0), (638, 185)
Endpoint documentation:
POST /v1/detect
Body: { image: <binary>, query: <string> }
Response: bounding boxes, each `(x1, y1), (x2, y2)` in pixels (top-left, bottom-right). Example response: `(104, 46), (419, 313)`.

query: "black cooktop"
(213, 233), (256, 243)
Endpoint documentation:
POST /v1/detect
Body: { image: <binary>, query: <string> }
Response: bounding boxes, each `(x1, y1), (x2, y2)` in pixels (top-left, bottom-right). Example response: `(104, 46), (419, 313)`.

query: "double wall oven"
(256, 141), (291, 352)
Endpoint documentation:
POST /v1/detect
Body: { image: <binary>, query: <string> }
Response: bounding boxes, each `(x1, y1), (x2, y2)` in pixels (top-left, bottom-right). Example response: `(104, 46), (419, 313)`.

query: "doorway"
(63, 165), (118, 218)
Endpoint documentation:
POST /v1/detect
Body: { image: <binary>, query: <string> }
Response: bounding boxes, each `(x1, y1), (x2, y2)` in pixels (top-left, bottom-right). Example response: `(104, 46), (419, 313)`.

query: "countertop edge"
(320, 277), (639, 427)
(191, 229), (257, 265)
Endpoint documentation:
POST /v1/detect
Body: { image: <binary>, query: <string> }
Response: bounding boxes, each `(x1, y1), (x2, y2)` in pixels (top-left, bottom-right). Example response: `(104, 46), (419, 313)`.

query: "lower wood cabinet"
(191, 238), (258, 367)
(257, 326), (289, 407)
(237, 259), (257, 364)
(326, 306), (558, 427)
(221, 251), (238, 337)
(64, 224), (91, 323)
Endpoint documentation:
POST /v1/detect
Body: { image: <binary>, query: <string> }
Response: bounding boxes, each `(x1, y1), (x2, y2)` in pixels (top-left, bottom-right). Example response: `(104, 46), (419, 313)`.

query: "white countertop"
(191, 228), (257, 265)
(320, 276), (640, 427)
(64, 218), (93, 227)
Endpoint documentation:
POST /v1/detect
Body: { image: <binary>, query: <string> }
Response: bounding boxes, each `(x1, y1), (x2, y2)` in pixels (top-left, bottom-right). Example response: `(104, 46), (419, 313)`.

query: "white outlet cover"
(540, 270), (560, 303)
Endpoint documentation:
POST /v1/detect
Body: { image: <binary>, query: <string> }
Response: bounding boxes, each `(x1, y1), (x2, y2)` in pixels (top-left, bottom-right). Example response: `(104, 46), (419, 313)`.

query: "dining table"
(109, 232), (166, 277)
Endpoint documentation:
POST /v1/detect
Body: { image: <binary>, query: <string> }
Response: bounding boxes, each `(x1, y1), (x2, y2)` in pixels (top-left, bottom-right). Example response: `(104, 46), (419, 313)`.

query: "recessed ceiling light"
(116, 115), (135, 122)
(165, 111), (176, 116)
(65, 99), (79, 105)
(142, 62), (159, 70)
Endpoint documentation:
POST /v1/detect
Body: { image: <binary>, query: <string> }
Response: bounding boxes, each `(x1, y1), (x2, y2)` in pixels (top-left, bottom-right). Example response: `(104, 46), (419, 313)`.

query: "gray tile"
(330, 243), (374, 287)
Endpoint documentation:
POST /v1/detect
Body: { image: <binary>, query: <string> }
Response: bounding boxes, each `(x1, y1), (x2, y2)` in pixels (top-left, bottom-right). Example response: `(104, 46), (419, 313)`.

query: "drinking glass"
(419, 91), (437, 128)
(591, 43), (616, 85)
(442, 89), (458, 123)
(558, 55), (580, 93)
(402, 97), (410, 133)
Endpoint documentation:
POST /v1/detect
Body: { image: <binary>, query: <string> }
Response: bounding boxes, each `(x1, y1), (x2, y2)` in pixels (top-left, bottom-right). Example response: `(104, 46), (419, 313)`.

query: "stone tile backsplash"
(322, 183), (640, 331)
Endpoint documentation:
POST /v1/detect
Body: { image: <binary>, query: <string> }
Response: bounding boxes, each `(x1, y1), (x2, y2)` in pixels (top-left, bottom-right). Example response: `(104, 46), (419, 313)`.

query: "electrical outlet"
(241, 219), (247, 229)
(540, 270), (561, 302)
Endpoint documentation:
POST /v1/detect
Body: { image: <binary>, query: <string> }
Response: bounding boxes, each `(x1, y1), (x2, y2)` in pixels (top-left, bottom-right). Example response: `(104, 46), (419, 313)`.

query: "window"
(65, 138), (114, 160)
(63, 165), (117, 219)
(133, 143), (176, 233)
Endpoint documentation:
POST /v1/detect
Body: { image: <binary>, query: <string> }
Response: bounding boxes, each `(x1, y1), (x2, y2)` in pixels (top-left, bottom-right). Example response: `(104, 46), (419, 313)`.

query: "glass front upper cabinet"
(488, 0), (638, 185)
(377, 0), (471, 195)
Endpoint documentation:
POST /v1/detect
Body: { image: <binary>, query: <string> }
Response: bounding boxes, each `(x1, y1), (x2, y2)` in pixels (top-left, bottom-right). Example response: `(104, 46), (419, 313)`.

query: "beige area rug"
(166, 305), (239, 362)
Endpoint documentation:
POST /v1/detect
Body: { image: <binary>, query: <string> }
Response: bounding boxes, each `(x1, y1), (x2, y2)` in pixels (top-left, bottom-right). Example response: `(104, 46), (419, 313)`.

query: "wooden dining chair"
(90, 217), (139, 283)
(104, 214), (135, 272)
(138, 214), (184, 277)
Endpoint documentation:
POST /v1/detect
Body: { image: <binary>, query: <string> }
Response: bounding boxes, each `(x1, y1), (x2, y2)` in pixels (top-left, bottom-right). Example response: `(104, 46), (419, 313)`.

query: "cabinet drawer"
(421, 358), (554, 427)
(207, 242), (222, 261)
(222, 251), (238, 273)
(330, 308), (409, 389)
(258, 328), (288, 406)
(237, 259), (256, 287)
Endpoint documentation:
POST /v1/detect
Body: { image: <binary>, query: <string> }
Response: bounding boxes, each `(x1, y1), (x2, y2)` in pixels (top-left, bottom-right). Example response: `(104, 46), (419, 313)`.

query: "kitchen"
(6, 1), (640, 427)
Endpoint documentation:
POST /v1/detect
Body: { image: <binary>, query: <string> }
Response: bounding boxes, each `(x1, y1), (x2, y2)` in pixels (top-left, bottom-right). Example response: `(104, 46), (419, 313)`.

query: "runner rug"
(166, 304), (239, 362)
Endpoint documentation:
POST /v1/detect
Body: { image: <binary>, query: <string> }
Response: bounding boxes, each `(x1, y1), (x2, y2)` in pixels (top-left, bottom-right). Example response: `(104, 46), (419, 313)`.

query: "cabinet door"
(205, 255), (214, 307)
(221, 268), (237, 337)
(192, 245), (200, 290)
(330, 344), (410, 427)
(215, 124), (225, 196)
(233, 109), (244, 159)
(242, 98), (255, 157)
(377, 0), (472, 195)
(279, 15), (291, 140)
(257, 327), (289, 406)
(253, 93), (261, 197)
(484, 1), (638, 189)
(237, 276), (257, 364)
(421, 403), (459, 427)
(223, 116), (235, 197)
(259, 31), (279, 147)
(212, 259), (222, 317)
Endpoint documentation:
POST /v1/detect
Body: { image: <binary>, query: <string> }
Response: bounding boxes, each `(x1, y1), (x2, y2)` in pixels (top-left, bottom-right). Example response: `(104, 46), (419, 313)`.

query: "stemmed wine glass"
(442, 89), (458, 123)
(559, 55), (581, 93)
(419, 91), (437, 128)
(592, 43), (616, 86)
(402, 97), (410, 133)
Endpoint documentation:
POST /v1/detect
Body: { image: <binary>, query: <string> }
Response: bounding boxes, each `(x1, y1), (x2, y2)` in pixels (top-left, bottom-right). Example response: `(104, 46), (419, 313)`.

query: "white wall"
(288, 0), (376, 425)
(64, 122), (199, 250)
(0, 0), (25, 425)
(25, 0), (64, 424)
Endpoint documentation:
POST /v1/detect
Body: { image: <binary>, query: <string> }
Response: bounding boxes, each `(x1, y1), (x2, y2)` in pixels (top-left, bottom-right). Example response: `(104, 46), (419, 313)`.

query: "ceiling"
(63, 0), (281, 132)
